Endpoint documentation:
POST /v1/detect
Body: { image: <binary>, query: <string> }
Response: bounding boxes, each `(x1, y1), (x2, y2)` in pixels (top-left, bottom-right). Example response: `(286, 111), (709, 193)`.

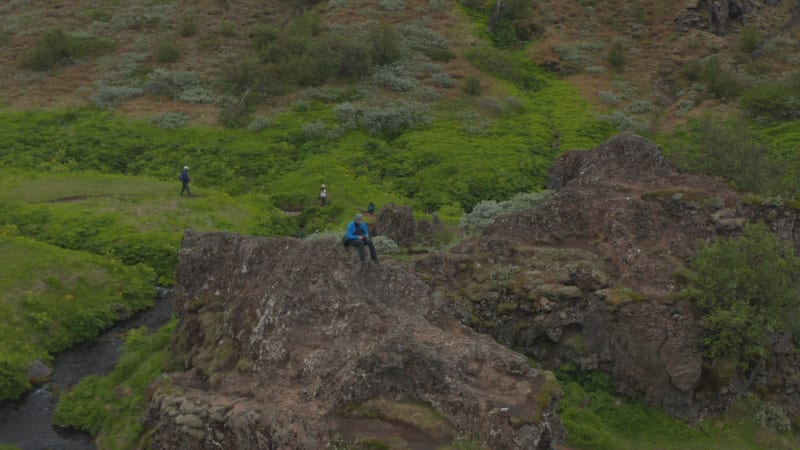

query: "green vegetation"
(53, 319), (176, 449)
(679, 223), (800, 362)
(557, 367), (800, 450)
(664, 116), (786, 196)
(23, 28), (115, 71)
(0, 234), (155, 400)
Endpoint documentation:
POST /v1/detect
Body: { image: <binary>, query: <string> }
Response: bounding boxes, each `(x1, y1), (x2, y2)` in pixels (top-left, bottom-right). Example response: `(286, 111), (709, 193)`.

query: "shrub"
(150, 111), (189, 129)
(177, 86), (215, 104)
(607, 41), (625, 70)
(247, 115), (271, 132)
(739, 24), (763, 55)
(372, 235), (400, 254)
(179, 15), (197, 37)
(681, 56), (739, 100)
(424, 47), (456, 61)
(303, 120), (327, 139)
(23, 28), (115, 70)
(380, 0), (406, 12)
(372, 65), (417, 92)
(464, 46), (542, 91)
(460, 190), (553, 234)
(741, 73), (800, 120)
(153, 38), (181, 63)
(398, 24), (447, 50)
(430, 72), (455, 88)
(463, 76), (482, 96)
(144, 69), (199, 99)
(220, 21), (236, 37)
(666, 116), (780, 195)
(334, 101), (429, 139)
(367, 22), (402, 66)
(679, 223), (800, 363)
(753, 403), (791, 433)
(90, 84), (144, 109)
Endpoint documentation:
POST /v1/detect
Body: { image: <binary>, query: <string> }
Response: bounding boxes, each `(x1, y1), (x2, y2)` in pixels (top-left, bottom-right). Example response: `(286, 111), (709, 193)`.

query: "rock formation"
(416, 133), (800, 418)
(145, 232), (565, 449)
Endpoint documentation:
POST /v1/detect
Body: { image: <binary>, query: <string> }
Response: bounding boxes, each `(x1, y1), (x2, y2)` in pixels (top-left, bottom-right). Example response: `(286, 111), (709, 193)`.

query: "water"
(0, 289), (174, 450)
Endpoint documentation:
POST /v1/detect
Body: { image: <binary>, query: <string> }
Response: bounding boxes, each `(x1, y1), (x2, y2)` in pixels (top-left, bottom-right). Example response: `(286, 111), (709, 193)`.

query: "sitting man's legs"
(364, 238), (378, 264)
(348, 239), (367, 262)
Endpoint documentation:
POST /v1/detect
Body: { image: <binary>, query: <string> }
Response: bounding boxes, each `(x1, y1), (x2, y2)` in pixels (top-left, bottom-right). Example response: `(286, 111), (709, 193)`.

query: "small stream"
(0, 288), (174, 450)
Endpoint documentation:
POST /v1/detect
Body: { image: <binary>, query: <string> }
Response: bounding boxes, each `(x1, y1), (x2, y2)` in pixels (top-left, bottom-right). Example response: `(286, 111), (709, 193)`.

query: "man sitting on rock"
(345, 213), (379, 268)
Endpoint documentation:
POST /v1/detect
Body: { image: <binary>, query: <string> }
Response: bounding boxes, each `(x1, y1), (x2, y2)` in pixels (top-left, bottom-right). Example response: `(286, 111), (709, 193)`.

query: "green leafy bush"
(681, 56), (740, 100)
(679, 223), (800, 362)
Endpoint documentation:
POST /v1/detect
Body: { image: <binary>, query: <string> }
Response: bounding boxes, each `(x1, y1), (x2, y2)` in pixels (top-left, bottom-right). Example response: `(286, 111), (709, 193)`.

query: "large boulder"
(145, 231), (565, 449)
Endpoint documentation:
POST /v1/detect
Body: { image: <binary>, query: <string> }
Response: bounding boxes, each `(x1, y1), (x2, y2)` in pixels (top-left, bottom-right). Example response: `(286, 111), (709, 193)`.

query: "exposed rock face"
(417, 133), (800, 418)
(374, 203), (417, 246)
(145, 232), (565, 449)
(675, 0), (764, 34)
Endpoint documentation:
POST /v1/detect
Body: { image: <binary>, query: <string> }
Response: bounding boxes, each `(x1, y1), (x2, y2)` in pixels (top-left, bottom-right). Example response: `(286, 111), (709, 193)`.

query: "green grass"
(0, 169), (296, 284)
(53, 318), (176, 450)
(557, 370), (800, 450)
(0, 234), (155, 401)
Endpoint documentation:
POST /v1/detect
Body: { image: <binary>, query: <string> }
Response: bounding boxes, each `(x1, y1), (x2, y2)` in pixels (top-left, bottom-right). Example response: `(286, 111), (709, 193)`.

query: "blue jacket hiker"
(180, 165), (192, 197)
(346, 213), (378, 267)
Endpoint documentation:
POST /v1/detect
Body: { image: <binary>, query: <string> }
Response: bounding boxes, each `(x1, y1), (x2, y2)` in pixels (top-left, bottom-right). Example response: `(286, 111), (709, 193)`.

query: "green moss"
(496, 302), (519, 314)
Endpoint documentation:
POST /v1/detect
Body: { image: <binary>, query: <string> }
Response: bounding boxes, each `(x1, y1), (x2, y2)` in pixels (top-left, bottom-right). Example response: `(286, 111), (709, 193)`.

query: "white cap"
(183, 165), (189, 170)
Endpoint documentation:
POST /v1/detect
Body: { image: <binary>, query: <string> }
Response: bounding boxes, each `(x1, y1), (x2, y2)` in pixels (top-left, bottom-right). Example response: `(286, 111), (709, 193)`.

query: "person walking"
(345, 213), (378, 269)
(179, 165), (192, 196)
(319, 184), (328, 206)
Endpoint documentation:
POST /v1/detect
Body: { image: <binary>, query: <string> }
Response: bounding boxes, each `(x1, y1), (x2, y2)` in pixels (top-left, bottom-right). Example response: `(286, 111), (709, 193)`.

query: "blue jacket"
(345, 221), (369, 240)
(180, 169), (190, 183)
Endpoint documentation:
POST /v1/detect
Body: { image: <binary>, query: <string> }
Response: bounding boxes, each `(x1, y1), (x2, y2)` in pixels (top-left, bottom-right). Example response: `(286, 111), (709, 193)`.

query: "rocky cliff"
(145, 232), (565, 449)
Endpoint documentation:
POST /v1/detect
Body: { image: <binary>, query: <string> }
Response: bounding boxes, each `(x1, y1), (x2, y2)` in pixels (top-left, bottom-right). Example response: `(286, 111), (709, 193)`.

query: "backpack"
(342, 235), (351, 248)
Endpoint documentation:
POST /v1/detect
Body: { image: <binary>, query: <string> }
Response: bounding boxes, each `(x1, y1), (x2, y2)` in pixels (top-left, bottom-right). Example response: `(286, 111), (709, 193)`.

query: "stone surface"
(145, 232), (565, 449)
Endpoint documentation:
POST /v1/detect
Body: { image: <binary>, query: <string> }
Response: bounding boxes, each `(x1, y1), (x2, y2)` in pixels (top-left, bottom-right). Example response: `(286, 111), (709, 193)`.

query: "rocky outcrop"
(417, 133), (799, 418)
(145, 232), (565, 449)
(675, 0), (765, 34)
(374, 204), (445, 247)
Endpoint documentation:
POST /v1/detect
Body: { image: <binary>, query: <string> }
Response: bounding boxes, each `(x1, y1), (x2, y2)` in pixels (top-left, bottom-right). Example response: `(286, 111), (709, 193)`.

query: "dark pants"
(320, 196), (326, 206)
(348, 238), (377, 263)
(181, 182), (192, 196)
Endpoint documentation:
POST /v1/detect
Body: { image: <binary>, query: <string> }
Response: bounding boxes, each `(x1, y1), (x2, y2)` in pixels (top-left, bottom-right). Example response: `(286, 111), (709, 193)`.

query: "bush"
(681, 56), (739, 100)
(221, 21), (236, 37)
(90, 84), (144, 109)
(334, 101), (429, 139)
(367, 22), (402, 66)
(739, 24), (763, 55)
(463, 76), (482, 96)
(150, 111), (189, 129)
(607, 41), (625, 70)
(153, 38), (181, 63)
(460, 190), (553, 234)
(741, 73), (800, 120)
(679, 223), (800, 362)
(666, 116), (780, 195)
(144, 69), (199, 99)
(372, 235), (400, 254)
(398, 24), (448, 50)
(179, 15), (197, 37)
(430, 72), (455, 88)
(23, 28), (115, 70)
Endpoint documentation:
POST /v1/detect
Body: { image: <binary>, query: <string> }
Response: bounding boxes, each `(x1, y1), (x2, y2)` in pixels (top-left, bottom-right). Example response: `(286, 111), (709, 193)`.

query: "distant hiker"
(179, 165), (192, 197)
(319, 184), (328, 206)
(367, 202), (375, 214)
(346, 213), (378, 268)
